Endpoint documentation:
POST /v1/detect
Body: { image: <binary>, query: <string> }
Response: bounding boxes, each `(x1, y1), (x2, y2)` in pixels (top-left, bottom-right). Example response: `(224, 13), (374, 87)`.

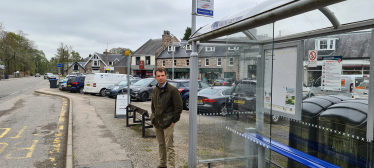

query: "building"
(84, 50), (126, 73)
(131, 30), (178, 78)
(67, 62), (86, 74)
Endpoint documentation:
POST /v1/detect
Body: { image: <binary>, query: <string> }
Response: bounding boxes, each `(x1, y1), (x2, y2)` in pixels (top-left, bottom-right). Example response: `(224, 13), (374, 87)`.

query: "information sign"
(196, 0), (214, 17)
(116, 94), (128, 115)
(321, 56), (343, 91)
(57, 63), (62, 67)
(308, 50), (318, 67)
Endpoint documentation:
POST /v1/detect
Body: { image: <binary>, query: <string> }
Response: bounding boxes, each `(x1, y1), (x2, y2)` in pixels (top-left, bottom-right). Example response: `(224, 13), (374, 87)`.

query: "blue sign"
(196, 0), (214, 17)
(322, 56), (343, 61)
(57, 63), (62, 67)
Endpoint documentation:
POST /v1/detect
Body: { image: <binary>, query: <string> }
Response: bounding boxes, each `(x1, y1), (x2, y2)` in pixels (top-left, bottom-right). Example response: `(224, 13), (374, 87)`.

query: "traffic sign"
(196, 0), (214, 17)
(308, 50), (317, 67)
(57, 63), (62, 67)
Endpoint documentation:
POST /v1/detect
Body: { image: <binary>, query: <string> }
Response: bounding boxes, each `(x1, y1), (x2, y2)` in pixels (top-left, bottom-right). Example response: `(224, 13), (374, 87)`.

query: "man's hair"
(155, 67), (166, 76)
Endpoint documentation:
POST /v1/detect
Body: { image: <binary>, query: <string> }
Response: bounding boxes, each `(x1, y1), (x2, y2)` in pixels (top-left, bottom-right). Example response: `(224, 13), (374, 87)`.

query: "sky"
(0, 0), (263, 61)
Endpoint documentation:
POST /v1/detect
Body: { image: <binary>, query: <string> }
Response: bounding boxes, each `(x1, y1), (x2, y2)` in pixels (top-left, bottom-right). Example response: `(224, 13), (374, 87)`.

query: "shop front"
(133, 70), (153, 78)
(199, 68), (222, 84)
(165, 68), (190, 79)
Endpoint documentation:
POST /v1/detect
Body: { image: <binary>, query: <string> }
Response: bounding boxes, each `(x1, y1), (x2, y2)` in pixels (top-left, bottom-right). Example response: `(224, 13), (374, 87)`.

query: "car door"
(149, 80), (158, 97)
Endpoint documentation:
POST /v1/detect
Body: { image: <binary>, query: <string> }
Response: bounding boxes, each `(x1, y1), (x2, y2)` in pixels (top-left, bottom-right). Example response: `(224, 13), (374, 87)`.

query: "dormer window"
(206, 47), (215, 52)
(228, 47), (239, 50)
(168, 46), (175, 52)
(315, 38), (337, 50)
(186, 44), (192, 50)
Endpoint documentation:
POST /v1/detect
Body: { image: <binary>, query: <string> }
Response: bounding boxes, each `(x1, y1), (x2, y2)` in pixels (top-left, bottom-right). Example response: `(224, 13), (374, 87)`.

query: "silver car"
(44, 73), (56, 79)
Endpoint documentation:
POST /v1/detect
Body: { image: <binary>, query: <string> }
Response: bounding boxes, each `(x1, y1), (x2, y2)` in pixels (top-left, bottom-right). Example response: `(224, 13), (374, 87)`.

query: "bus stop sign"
(57, 63), (62, 67)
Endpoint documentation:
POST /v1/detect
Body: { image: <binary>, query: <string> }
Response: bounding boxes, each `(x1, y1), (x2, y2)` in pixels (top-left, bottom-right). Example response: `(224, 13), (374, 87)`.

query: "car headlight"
(113, 87), (119, 90)
(134, 88), (141, 91)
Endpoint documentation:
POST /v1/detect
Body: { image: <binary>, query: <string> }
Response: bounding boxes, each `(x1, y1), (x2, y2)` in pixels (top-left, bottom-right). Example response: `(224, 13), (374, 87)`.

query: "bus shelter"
(187, 0), (374, 167)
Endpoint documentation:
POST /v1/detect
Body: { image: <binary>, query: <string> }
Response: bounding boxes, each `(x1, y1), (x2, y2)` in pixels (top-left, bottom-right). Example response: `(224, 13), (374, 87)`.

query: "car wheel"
(100, 89), (106, 97)
(140, 92), (148, 102)
(79, 87), (84, 94)
(183, 97), (189, 110)
(220, 104), (227, 117)
(271, 115), (280, 124)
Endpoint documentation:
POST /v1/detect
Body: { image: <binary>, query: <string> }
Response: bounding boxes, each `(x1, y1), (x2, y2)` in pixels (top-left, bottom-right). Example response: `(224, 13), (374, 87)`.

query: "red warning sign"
(308, 50), (318, 67)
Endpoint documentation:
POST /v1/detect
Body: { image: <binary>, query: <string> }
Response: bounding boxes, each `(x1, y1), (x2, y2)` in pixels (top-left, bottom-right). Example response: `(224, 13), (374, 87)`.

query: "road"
(0, 77), (68, 168)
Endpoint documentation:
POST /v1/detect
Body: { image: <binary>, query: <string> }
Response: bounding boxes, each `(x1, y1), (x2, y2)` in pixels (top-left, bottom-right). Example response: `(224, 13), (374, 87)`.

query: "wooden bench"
(126, 104), (155, 138)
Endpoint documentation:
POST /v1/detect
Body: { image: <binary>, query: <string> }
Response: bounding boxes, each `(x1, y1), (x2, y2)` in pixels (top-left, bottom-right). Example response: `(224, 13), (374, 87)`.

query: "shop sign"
(139, 60), (144, 69)
(308, 50), (318, 67)
(321, 56), (343, 91)
(199, 68), (222, 73)
(196, 0), (214, 17)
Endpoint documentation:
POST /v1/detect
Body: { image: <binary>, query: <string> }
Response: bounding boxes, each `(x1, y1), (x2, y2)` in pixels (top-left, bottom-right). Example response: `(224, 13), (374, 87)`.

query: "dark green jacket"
(151, 82), (183, 129)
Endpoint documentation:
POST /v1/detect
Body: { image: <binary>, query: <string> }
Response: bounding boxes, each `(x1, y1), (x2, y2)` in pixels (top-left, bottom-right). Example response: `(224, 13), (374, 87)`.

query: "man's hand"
(172, 123), (175, 127)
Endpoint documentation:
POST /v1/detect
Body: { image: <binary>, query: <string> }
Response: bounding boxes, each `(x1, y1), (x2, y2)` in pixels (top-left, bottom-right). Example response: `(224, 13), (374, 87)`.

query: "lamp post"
(171, 34), (175, 80)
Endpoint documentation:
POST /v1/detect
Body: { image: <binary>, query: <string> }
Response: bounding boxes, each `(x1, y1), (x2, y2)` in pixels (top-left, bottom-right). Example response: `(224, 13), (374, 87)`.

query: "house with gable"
(84, 50), (127, 74)
(131, 30), (179, 78)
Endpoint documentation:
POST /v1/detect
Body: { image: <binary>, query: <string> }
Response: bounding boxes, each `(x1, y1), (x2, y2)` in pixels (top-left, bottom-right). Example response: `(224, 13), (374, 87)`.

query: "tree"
(110, 47), (133, 55)
(182, 27), (191, 41)
(70, 50), (81, 62)
(54, 42), (72, 75)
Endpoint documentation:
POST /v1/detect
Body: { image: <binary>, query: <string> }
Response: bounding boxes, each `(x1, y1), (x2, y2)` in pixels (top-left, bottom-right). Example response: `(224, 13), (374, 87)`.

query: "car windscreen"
(116, 81), (128, 86)
(68, 77), (77, 82)
(169, 82), (180, 87)
(182, 82), (190, 87)
(234, 82), (256, 96)
(47, 73), (53, 75)
(199, 88), (219, 95)
(133, 79), (152, 86)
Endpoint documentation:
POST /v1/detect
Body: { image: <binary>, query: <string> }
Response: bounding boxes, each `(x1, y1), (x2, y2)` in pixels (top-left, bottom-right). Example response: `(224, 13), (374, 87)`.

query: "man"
(151, 67), (183, 168)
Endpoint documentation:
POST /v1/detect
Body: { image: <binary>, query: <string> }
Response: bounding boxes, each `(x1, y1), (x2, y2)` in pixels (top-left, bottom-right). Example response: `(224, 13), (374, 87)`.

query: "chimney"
(105, 49), (109, 66)
(162, 30), (172, 50)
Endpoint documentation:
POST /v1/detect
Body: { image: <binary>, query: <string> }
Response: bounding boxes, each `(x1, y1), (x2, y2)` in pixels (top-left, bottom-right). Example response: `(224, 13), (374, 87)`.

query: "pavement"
(35, 87), (133, 168)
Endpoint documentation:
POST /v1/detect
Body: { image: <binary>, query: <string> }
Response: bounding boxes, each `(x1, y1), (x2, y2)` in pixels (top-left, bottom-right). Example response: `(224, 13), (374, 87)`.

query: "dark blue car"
(168, 79), (210, 110)
(105, 79), (139, 98)
(66, 76), (86, 94)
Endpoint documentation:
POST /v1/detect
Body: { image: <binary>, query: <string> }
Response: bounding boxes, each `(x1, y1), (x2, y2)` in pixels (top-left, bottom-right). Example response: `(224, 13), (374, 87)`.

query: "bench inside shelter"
(125, 104), (155, 138)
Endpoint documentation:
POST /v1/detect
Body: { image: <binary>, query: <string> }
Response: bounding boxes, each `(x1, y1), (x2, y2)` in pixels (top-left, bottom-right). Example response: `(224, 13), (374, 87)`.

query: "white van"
(83, 73), (132, 96)
(309, 75), (354, 98)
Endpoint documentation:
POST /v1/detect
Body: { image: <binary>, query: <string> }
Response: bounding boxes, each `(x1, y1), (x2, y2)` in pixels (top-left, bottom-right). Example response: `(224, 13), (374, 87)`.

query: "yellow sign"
(125, 50), (130, 56)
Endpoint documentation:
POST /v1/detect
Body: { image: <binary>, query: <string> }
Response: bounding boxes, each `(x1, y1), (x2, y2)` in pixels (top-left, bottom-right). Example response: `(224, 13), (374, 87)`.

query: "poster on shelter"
(321, 56), (342, 91)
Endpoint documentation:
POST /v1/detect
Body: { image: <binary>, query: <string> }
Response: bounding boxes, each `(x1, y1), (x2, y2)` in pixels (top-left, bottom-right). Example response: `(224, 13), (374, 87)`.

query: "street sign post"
(196, 0), (214, 17)
(57, 63), (62, 82)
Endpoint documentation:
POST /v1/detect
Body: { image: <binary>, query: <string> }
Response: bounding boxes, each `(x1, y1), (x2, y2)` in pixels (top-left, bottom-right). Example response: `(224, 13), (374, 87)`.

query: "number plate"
(234, 100), (245, 104)
(216, 83), (220, 85)
(67, 85), (71, 87)
(87, 84), (90, 86)
(197, 99), (202, 103)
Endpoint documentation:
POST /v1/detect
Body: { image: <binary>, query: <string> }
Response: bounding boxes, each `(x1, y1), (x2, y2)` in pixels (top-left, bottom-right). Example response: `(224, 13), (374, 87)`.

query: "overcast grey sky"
(0, 0), (263, 60)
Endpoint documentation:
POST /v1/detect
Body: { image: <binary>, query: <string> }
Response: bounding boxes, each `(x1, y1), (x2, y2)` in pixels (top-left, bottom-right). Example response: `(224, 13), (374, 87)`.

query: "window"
(186, 59), (189, 66)
(222, 88), (233, 95)
(174, 60), (177, 66)
(150, 80), (158, 86)
(217, 58), (221, 66)
(146, 56), (150, 65)
(168, 46), (175, 51)
(162, 60), (165, 67)
(136, 57), (140, 65)
(205, 47), (215, 52)
(186, 44), (192, 50)
(183, 82), (190, 87)
(79, 77), (85, 82)
(205, 58), (209, 66)
(93, 60), (100, 66)
(109, 62), (113, 66)
(228, 47), (239, 50)
(200, 82), (210, 89)
(229, 57), (233, 66)
(315, 38), (337, 50)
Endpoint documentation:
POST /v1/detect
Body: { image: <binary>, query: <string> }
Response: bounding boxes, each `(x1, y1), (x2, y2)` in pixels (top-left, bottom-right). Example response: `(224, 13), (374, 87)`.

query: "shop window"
(217, 58), (221, 66)
(205, 47), (215, 52)
(174, 60), (177, 66)
(205, 58), (209, 66)
(136, 57), (140, 65)
(186, 44), (192, 50)
(168, 46), (175, 51)
(315, 38), (337, 50)
(229, 57), (233, 66)
(186, 59), (189, 66)
(146, 56), (150, 65)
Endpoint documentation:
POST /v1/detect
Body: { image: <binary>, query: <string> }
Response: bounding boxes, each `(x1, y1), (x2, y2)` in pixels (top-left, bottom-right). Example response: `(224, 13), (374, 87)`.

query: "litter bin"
(49, 79), (58, 88)
(5, 75), (9, 79)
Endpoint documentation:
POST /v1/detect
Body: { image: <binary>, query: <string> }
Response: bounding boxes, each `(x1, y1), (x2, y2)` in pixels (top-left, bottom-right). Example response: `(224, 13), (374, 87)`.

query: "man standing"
(151, 67), (183, 168)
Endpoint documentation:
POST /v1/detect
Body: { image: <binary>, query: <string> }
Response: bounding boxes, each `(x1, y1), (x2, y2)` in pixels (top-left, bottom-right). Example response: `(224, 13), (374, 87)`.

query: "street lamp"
(171, 34), (175, 80)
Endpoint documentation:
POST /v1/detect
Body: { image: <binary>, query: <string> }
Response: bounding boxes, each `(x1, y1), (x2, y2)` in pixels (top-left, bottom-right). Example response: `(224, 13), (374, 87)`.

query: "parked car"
(122, 78), (158, 102)
(197, 86), (232, 114)
(105, 79), (139, 98)
(352, 79), (369, 99)
(44, 73), (56, 79)
(168, 79), (211, 110)
(66, 73), (85, 78)
(35, 73), (41, 77)
(213, 78), (234, 86)
(66, 75), (86, 93)
(83, 73), (132, 96)
(58, 78), (69, 91)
